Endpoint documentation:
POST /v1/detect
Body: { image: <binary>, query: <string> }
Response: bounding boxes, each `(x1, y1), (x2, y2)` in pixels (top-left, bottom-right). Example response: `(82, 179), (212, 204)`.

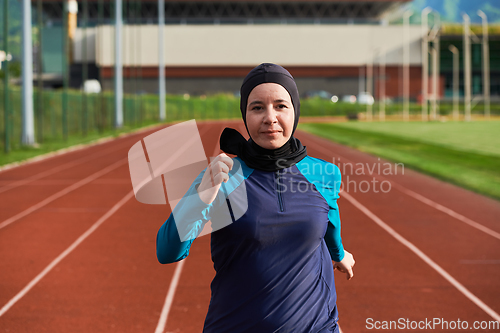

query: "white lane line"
(341, 191), (500, 323)
(0, 159), (128, 230)
(0, 179), (133, 186)
(0, 180), (77, 185)
(0, 190), (135, 318)
(390, 183), (500, 241)
(155, 123), (221, 333)
(0, 141), (131, 195)
(304, 135), (500, 241)
(0, 122), (213, 320)
(0, 122), (211, 198)
(154, 260), (186, 333)
(0, 122), (169, 175)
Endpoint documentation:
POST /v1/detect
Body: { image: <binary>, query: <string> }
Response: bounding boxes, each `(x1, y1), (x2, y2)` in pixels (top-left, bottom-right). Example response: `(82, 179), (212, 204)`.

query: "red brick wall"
(374, 66), (444, 100)
(100, 64), (444, 100)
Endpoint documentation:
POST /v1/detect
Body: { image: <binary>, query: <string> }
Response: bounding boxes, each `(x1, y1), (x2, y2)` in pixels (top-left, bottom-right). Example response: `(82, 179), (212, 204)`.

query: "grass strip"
(298, 123), (500, 201)
(0, 120), (162, 168)
(334, 120), (500, 157)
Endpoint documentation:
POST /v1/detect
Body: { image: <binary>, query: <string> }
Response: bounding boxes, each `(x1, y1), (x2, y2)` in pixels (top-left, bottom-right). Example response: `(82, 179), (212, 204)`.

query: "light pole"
(22, 0), (35, 145)
(379, 48), (386, 121)
(159, 0), (166, 121)
(83, 0), (88, 136)
(448, 45), (459, 121)
(3, 0), (10, 152)
(115, 0), (124, 128)
(430, 11), (440, 121)
(477, 10), (490, 120)
(462, 13), (471, 122)
(421, 8), (440, 121)
(37, 0), (44, 143)
(359, 66), (365, 95)
(421, 7), (432, 121)
(403, 10), (412, 121)
(366, 53), (373, 121)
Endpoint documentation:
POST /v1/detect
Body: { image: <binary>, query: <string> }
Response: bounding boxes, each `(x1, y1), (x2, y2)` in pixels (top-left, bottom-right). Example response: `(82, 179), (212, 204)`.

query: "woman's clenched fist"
(197, 153), (234, 205)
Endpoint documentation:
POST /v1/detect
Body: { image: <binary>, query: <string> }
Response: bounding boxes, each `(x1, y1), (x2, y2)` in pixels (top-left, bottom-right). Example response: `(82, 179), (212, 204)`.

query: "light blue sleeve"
(297, 156), (345, 262)
(156, 157), (252, 264)
(156, 169), (213, 264)
(324, 193), (345, 262)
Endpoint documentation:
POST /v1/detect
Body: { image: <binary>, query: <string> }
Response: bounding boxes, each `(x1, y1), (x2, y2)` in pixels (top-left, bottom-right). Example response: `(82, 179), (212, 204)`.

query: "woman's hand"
(333, 250), (355, 280)
(197, 153), (234, 205)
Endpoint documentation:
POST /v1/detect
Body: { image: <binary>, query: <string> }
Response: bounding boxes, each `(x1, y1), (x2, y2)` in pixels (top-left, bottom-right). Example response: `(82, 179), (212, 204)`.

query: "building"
(41, 0), (494, 101)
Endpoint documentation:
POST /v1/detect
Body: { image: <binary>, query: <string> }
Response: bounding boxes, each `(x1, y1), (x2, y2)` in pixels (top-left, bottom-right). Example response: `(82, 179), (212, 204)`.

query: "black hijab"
(220, 63), (307, 172)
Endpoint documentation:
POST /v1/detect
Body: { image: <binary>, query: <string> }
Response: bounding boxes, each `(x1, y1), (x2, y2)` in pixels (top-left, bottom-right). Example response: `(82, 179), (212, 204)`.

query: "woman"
(156, 63), (355, 332)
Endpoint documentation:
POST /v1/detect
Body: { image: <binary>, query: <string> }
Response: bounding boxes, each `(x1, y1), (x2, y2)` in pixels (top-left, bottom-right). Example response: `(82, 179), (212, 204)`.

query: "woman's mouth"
(261, 130), (282, 137)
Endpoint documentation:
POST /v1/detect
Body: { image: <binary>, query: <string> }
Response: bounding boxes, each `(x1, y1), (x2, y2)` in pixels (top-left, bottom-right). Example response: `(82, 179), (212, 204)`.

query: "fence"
(0, 87), (244, 153)
(3, 84), (500, 154)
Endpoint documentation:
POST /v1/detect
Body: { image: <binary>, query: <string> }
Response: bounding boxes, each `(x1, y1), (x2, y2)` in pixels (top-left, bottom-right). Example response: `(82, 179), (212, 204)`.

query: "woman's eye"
(251, 106), (262, 111)
(277, 104), (287, 109)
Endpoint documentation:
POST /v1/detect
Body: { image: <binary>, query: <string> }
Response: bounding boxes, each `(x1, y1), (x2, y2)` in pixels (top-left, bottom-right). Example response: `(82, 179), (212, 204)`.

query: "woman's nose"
(263, 106), (278, 123)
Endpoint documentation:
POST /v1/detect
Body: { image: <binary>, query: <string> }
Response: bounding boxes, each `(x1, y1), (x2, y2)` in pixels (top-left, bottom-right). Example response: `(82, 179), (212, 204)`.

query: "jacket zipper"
(275, 170), (284, 212)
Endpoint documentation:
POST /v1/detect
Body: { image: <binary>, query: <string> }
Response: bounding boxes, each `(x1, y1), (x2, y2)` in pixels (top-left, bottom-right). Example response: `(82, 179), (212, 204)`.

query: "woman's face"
(245, 83), (295, 150)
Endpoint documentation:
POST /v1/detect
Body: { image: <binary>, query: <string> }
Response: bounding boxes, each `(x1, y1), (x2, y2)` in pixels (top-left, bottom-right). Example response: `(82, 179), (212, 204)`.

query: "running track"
(0, 120), (499, 332)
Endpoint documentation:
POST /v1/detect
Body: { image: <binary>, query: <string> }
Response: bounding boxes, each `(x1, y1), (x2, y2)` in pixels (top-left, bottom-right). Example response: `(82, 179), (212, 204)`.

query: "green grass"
(0, 88), (242, 167)
(298, 122), (500, 201)
(2, 83), (500, 170)
(333, 121), (500, 157)
(0, 120), (163, 167)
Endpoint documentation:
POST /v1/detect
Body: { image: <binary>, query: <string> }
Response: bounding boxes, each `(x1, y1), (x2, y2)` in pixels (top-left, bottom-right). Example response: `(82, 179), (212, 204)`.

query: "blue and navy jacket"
(157, 155), (345, 333)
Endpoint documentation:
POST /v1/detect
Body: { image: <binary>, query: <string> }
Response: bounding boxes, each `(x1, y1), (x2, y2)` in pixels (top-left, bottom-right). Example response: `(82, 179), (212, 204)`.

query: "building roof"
(37, 0), (410, 23)
(35, 0), (410, 3)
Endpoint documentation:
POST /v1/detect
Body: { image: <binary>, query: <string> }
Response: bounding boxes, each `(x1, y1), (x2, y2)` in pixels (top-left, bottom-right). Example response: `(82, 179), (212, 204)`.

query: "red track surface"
(0, 120), (499, 332)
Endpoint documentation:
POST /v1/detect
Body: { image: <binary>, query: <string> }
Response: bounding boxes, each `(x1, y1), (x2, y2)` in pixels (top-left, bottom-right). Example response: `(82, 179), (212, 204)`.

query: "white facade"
(75, 24), (425, 67)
